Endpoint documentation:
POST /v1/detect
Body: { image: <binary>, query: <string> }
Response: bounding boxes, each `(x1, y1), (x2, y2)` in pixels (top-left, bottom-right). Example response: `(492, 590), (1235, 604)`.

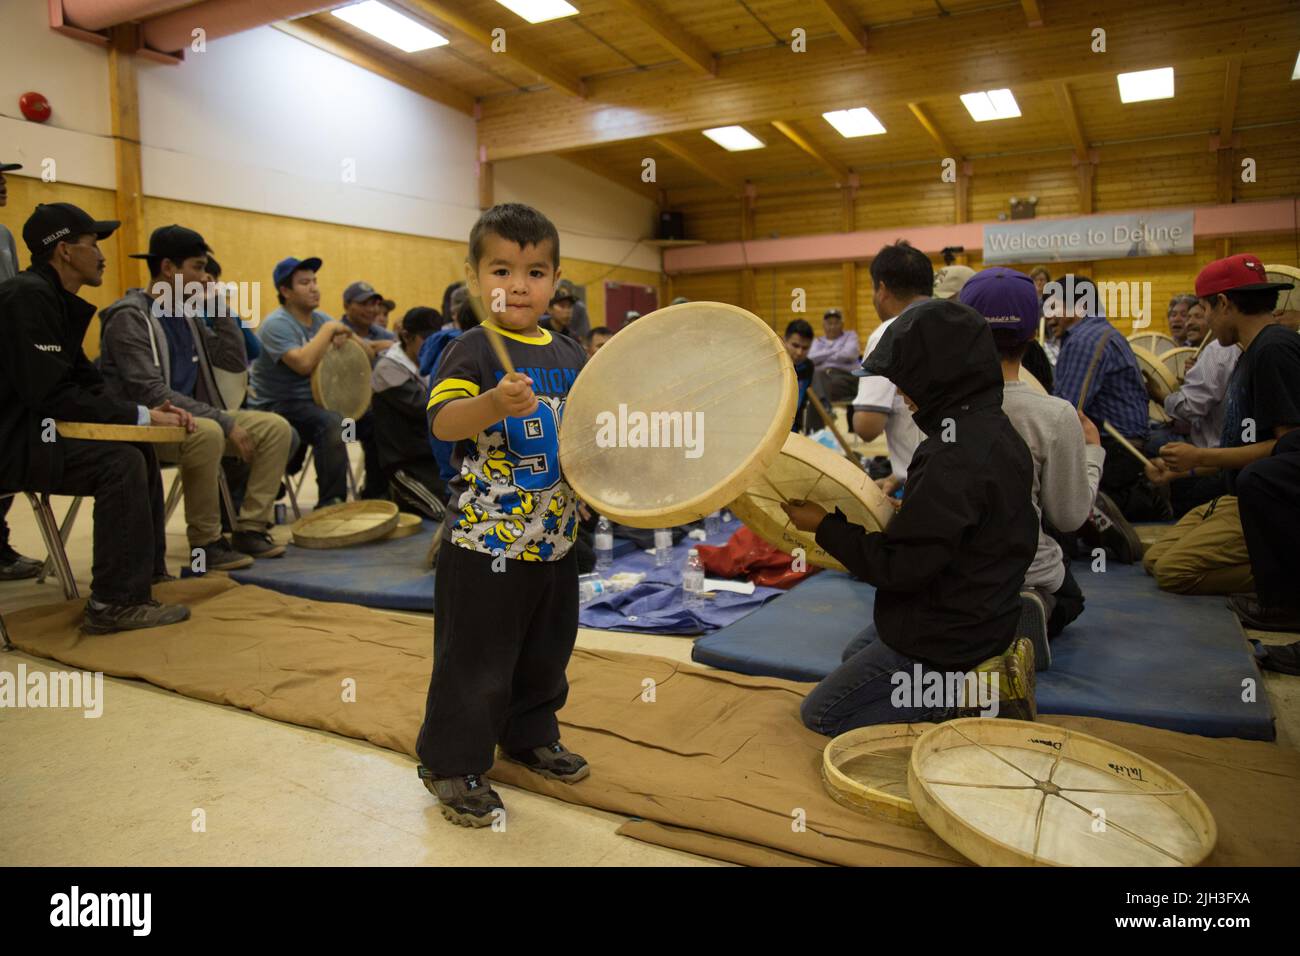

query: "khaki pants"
(1142, 495), (1253, 596)
(158, 410), (293, 546)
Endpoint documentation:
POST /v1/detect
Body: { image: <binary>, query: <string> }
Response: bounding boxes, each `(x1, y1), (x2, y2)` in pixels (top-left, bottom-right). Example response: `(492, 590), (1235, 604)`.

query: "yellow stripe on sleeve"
(427, 377), (481, 410)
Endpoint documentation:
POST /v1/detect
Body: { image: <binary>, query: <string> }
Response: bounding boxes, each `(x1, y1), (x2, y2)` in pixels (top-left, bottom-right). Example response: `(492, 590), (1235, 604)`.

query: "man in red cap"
(1145, 254), (1300, 630)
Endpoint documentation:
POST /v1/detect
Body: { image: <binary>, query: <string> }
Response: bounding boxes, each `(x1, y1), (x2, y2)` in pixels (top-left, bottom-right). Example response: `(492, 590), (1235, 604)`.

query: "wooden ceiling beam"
(400, 0), (585, 97)
(606, 0), (716, 76)
(770, 120), (851, 183)
(559, 151), (662, 200)
(811, 0), (869, 53)
(650, 137), (746, 194)
(906, 103), (958, 160)
(477, 0), (1300, 160)
(1051, 80), (1090, 159)
(1219, 55), (1242, 140)
(275, 19), (475, 114)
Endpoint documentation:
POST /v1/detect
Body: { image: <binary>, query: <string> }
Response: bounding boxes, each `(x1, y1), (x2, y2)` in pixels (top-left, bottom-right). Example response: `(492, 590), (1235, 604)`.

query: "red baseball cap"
(1195, 253), (1295, 297)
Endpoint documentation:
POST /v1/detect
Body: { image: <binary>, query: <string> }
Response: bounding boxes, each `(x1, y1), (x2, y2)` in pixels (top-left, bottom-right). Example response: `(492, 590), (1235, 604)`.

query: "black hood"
(861, 298), (1004, 434)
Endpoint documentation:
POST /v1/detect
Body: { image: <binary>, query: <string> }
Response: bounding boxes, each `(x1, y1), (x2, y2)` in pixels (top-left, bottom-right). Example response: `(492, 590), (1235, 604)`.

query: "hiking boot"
(500, 741), (590, 783)
(1084, 491), (1143, 564)
(196, 537), (255, 571)
(1018, 590), (1051, 672)
(1228, 594), (1300, 633)
(232, 529), (286, 559)
(0, 546), (42, 581)
(418, 766), (503, 828)
(82, 598), (191, 635)
(960, 637), (1037, 721)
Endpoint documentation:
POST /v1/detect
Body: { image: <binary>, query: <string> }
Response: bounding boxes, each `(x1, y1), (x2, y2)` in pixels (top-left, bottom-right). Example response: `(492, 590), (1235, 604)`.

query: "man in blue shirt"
(249, 257), (353, 507)
(1051, 274), (1170, 525)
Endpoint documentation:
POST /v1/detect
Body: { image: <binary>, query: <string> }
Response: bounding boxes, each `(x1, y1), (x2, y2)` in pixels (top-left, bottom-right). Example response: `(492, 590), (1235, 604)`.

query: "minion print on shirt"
(427, 324), (586, 561)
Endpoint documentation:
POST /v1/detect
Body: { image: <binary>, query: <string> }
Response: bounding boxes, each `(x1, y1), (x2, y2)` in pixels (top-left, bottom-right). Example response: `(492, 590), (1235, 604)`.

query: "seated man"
(372, 306), (446, 521)
(851, 240), (930, 496)
(248, 257), (354, 509)
(784, 299), (1039, 734)
(99, 225), (293, 568)
(783, 319), (815, 432)
(540, 288), (581, 341)
(960, 268), (1105, 638)
(808, 308), (860, 411)
(1051, 274), (1169, 525)
(1145, 254), (1300, 631)
(584, 325), (612, 358)
(0, 202), (191, 633)
(341, 280), (396, 500)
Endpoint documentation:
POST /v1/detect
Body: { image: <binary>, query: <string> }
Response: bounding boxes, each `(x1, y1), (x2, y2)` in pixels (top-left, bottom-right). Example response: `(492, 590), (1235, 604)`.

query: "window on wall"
(604, 282), (658, 331)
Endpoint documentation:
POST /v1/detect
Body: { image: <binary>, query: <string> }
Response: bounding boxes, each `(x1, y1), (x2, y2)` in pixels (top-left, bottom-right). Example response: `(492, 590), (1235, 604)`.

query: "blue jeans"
(800, 625), (959, 736)
(260, 399), (348, 505)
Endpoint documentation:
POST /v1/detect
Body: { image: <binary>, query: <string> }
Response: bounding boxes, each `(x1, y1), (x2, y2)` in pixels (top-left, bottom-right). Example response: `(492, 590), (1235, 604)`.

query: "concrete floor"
(3, 435), (1296, 866)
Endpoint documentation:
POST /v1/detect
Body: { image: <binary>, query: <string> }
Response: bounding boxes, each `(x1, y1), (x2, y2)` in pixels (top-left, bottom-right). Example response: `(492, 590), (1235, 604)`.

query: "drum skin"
(312, 337), (373, 421)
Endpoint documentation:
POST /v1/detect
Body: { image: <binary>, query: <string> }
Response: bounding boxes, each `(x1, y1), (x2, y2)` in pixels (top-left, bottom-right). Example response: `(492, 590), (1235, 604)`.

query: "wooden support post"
(1215, 147), (1235, 259)
(1074, 156), (1096, 215)
(841, 177), (858, 332)
(740, 183), (757, 315)
(108, 24), (144, 294)
(477, 146), (493, 210)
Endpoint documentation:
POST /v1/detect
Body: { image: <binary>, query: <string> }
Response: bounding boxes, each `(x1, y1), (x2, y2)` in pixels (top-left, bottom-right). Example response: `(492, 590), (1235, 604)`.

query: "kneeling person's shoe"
(1228, 594), (1300, 633)
(501, 741), (590, 783)
(231, 530), (286, 559)
(418, 766), (503, 828)
(0, 547), (43, 581)
(960, 637), (1037, 721)
(1087, 491), (1142, 565)
(82, 599), (190, 635)
(196, 537), (255, 571)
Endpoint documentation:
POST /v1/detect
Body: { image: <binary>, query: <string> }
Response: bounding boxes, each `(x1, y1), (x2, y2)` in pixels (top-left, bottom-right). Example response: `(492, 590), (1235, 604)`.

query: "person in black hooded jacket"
(783, 298), (1039, 735)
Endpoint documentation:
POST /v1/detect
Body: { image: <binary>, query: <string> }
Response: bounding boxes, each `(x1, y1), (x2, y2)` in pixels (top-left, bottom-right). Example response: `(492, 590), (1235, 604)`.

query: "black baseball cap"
(0, 161), (22, 172)
(22, 202), (119, 254)
(130, 224), (211, 264)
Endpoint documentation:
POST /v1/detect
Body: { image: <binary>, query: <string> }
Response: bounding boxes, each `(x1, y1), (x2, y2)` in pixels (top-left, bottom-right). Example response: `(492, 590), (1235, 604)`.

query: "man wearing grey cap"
(340, 280), (395, 498)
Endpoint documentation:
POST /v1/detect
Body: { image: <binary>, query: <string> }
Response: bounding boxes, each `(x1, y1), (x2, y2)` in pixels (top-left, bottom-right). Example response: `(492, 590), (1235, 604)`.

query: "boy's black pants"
(1236, 429), (1300, 610)
(416, 540), (579, 776)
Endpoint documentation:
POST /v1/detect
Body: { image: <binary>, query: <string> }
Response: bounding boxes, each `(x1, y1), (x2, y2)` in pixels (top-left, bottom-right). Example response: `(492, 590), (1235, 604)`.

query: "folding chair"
(12, 491), (81, 601)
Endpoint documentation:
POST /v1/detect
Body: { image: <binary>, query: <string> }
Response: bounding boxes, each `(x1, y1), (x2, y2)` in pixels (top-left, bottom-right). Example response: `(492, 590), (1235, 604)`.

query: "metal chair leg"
(217, 470), (238, 532)
(26, 493), (79, 600)
(293, 447), (312, 498)
(163, 469), (184, 525)
(36, 495), (82, 594)
(283, 471), (301, 521)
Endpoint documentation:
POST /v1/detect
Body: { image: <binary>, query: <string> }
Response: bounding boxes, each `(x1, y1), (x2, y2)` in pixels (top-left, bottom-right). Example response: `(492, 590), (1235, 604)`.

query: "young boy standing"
(415, 204), (589, 826)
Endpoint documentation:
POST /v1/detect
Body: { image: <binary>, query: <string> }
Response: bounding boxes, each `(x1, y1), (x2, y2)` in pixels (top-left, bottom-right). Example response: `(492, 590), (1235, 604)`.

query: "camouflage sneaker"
(82, 598), (191, 635)
(1087, 491), (1143, 565)
(417, 766), (503, 828)
(500, 741), (590, 783)
(962, 637), (1037, 721)
(1017, 590), (1051, 672)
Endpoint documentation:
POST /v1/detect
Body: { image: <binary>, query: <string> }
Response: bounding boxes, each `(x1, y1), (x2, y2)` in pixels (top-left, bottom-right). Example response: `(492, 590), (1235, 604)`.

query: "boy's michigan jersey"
(427, 324), (586, 561)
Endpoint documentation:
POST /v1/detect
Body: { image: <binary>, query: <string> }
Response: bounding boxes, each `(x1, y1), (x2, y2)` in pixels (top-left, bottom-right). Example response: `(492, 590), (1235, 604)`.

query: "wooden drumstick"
(808, 391), (862, 466)
(465, 291), (518, 376)
(1076, 326), (1113, 409)
(1102, 420), (1153, 469)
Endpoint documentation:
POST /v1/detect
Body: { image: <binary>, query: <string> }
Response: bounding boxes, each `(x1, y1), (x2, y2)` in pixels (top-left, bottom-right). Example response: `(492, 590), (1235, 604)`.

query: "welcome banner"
(983, 211), (1195, 264)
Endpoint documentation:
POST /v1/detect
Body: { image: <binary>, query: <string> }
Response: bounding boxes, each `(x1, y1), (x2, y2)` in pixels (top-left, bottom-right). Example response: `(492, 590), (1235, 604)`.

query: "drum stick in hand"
(465, 291), (518, 376)
(1102, 421), (1153, 469)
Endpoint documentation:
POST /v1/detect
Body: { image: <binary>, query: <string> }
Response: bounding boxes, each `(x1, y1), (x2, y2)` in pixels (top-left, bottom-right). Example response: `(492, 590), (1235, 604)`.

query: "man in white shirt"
(851, 241), (932, 495)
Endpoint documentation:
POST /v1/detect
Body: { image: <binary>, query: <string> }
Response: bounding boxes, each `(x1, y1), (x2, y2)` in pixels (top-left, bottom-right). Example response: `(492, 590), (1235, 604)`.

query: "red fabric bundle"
(696, 526), (820, 590)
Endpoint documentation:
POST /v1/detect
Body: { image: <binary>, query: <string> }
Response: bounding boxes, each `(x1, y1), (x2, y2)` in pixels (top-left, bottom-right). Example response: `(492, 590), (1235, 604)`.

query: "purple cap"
(957, 267), (1040, 344)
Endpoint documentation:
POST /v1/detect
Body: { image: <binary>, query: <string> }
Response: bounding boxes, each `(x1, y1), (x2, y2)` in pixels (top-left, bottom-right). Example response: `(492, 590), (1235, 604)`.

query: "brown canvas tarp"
(6, 577), (1299, 866)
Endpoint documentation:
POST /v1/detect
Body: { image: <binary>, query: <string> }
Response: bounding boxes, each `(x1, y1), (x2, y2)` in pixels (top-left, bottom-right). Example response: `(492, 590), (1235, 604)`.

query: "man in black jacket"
(0, 203), (192, 633)
(783, 298), (1039, 734)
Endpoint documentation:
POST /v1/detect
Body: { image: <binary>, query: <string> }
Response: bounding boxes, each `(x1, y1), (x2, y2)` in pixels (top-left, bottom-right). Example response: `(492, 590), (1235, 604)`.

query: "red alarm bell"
(19, 91), (52, 124)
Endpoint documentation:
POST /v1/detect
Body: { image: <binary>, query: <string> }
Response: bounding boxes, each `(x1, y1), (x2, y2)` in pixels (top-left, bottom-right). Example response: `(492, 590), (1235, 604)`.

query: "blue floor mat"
(228, 523), (642, 612)
(691, 562), (1275, 740)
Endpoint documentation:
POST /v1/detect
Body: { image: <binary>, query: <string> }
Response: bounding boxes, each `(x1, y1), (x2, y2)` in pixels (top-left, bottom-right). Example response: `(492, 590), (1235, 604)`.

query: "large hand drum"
(312, 336), (373, 420)
(1131, 344), (1179, 400)
(559, 302), (795, 528)
(1266, 264), (1300, 315)
(730, 432), (894, 572)
(1127, 331), (1178, 355)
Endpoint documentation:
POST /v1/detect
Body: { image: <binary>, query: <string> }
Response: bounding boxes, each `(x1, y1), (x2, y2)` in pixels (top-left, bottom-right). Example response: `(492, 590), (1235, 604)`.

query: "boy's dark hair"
(1201, 288), (1279, 316)
(469, 203), (560, 269)
(785, 319), (814, 340)
(585, 325), (612, 344)
(991, 332), (1031, 360)
(869, 240), (934, 298)
(455, 299), (480, 331)
(400, 306), (440, 338)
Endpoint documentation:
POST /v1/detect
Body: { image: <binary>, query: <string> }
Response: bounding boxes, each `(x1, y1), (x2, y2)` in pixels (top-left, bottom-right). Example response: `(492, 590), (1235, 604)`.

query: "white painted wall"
(0, 4), (657, 268)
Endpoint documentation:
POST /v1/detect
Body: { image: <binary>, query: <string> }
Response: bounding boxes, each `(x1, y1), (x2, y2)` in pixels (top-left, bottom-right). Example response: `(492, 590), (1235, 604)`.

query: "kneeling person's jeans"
(801, 625), (960, 736)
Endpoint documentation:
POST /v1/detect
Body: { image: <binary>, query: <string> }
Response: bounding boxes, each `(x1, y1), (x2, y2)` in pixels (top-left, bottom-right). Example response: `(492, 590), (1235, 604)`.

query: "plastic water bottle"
(682, 549), (705, 608)
(594, 516), (614, 571)
(654, 528), (673, 567)
(578, 575), (607, 604)
(704, 510), (722, 537)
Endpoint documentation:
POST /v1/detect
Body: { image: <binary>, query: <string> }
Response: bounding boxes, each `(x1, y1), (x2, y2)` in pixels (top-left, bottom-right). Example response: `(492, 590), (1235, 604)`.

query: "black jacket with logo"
(815, 298), (1038, 670)
(0, 263), (139, 492)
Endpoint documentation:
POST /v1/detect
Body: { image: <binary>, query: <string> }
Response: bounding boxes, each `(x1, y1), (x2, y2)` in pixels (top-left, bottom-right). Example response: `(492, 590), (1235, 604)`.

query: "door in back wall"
(604, 282), (658, 331)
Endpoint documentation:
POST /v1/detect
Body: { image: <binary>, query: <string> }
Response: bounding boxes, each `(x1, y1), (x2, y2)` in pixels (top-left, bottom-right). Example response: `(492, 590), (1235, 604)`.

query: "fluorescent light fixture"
(959, 88), (1021, 122)
(332, 1), (448, 53)
(1117, 67), (1174, 103)
(494, 0), (579, 23)
(702, 126), (765, 151)
(822, 107), (886, 138)
(1292, 51), (1300, 80)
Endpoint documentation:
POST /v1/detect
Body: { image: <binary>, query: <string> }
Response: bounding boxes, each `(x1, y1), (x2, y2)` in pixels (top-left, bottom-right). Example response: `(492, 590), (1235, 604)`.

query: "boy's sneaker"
(418, 766), (503, 828)
(959, 637), (1037, 721)
(1017, 590), (1051, 672)
(82, 598), (191, 635)
(196, 537), (255, 571)
(1083, 492), (1143, 564)
(500, 741), (590, 783)
(231, 530), (286, 559)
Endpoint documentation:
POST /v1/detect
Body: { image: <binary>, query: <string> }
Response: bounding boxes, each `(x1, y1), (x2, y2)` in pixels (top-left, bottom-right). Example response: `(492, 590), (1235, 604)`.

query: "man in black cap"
(99, 225), (294, 567)
(340, 280), (395, 498)
(539, 286), (580, 340)
(0, 160), (46, 578)
(0, 203), (193, 633)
